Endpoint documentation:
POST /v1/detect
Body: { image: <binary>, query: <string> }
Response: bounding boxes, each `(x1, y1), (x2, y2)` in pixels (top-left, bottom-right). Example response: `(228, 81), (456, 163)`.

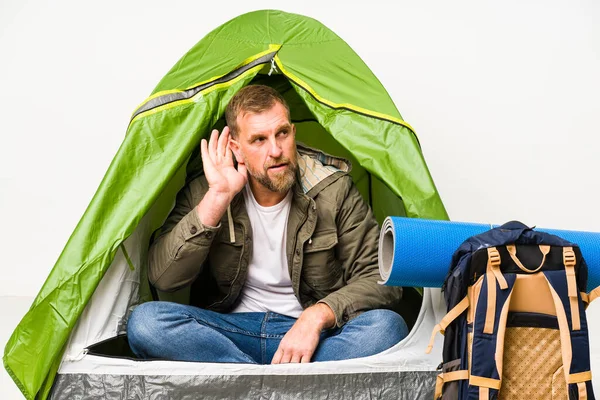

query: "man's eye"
(253, 137), (265, 143)
(278, 130), (288, 136)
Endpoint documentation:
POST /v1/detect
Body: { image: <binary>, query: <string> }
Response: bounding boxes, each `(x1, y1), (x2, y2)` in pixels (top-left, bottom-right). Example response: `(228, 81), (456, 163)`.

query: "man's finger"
(290, 353), (301, 364)
(201, 139), (220, 184)
(225, 138), (233, 163)
(216, 128), (227, 163)
(209, 129), (219, 163)
(200, 139), (214, 170)
(222, 126), (230, 159)
(280, 350), (292, 364)
(300, 354), (311, 363)
(271, 348), (283, 364)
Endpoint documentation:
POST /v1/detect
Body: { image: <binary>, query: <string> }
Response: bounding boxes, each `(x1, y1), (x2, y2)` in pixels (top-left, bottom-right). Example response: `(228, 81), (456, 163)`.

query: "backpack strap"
(484, 247), (507, 334)
(589, 286), (600, 303)
(468, 270), (516, 399)
(427, 295), (471, 397)
(428, 247), (510, 397)
(543, 269), (593, 398)
(577, 382), (589, 399)
(581, 285), (600, 306)
(563, 247), (581, 330)
(427, 246), (509, 351)
(434, 370), (469, 399)
(426, 295), (469, 354)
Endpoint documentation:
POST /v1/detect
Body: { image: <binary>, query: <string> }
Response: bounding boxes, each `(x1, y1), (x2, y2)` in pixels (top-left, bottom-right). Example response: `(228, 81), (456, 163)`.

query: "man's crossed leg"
(127, 302), (408, 364)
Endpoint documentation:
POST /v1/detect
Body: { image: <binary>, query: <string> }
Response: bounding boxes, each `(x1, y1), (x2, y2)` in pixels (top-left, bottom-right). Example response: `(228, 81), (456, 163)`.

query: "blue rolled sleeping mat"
(378, 217), (600, 292)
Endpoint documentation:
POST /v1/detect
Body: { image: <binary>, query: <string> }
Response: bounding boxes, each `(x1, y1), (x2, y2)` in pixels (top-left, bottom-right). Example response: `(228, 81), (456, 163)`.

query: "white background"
(1, 0), (599, 398)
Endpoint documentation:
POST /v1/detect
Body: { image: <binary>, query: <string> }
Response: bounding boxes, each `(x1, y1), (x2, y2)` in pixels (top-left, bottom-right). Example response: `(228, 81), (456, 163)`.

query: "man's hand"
(196, 127), (247, 226)
(271, 303), (335, 364)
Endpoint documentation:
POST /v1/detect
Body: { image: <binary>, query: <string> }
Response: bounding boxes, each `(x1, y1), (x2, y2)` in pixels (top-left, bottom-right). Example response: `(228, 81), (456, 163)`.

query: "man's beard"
(245, 154), (298, 193)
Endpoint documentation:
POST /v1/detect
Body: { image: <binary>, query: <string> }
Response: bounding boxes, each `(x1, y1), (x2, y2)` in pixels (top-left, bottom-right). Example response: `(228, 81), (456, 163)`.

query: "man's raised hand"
(196, 127), (247, 226)
(201, 127), (247, 198)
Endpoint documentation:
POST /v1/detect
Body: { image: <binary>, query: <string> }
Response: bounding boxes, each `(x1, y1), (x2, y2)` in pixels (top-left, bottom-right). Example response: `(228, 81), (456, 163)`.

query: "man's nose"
(268, 137), (283, 158)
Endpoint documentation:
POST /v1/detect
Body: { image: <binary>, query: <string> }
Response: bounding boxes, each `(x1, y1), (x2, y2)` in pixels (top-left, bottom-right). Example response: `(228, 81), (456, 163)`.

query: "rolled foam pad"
(378, 217), (600, 292)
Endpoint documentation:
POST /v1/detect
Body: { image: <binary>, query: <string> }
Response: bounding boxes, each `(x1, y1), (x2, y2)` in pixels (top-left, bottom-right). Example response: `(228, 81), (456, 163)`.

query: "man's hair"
(225, 85), (290, 138)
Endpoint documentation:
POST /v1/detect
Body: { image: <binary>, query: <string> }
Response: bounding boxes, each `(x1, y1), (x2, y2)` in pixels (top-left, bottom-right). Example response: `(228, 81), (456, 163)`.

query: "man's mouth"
(268, 163), (288, 172)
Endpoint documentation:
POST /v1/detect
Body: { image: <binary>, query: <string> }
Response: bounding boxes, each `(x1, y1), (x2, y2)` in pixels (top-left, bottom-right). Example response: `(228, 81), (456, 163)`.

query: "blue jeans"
(127, 302), (408, 364)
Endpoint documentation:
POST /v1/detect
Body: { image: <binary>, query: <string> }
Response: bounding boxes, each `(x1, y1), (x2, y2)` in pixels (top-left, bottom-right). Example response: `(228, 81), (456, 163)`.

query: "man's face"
(230, 101), (298, 193)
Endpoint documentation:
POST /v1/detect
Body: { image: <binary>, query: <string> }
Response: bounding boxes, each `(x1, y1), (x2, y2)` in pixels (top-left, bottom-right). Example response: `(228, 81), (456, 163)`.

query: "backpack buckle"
(487, 247), (501, 267)
(563, 248), (576, 267)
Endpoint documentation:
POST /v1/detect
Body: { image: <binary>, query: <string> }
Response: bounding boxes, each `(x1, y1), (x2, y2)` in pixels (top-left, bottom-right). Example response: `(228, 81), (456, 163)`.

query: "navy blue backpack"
(427, 222), (597, 399)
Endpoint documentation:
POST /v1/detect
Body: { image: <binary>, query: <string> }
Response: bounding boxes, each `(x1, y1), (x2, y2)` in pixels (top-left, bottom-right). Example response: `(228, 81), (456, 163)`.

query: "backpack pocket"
(499, 323), (563, 399)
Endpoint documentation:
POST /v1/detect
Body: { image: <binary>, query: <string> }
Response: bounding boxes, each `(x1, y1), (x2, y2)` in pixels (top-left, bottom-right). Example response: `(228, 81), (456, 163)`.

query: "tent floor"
(50, 370), (437, 399)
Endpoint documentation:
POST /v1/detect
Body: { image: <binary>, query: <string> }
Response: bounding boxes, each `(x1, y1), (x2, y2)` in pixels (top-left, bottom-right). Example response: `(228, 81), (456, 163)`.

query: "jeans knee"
(127, 302), (166, 351)
(362, 309), (409, 344)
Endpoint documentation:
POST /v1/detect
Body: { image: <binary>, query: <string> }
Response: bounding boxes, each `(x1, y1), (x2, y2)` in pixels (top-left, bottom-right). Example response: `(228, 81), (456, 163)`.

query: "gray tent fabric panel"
(131, 52), (277, 119)
(50, 371), (437, 399)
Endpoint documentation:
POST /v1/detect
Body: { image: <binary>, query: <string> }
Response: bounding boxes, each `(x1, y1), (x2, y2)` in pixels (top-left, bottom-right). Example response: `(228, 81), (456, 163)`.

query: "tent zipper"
(130, 50), (278, 123)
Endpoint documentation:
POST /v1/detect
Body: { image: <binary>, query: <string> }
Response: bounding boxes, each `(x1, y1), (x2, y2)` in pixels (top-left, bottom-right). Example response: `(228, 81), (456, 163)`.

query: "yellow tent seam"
(273, 55), (415, 132)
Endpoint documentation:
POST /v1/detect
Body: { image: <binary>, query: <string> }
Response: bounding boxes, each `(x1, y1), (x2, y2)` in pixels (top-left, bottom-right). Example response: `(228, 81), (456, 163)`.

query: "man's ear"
(228, 136), (243, 163)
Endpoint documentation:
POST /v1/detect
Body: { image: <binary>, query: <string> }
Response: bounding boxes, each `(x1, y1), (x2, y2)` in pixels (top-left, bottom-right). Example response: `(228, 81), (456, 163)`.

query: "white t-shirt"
(230, 185), (304, 318)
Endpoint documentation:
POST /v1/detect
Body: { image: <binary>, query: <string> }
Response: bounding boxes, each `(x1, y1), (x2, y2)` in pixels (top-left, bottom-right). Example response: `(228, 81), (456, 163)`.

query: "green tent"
(4, 9), (447, 399)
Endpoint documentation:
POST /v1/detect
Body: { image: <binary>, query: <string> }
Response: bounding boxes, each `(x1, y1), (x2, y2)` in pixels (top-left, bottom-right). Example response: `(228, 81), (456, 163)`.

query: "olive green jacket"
(148, 145), (403, 327)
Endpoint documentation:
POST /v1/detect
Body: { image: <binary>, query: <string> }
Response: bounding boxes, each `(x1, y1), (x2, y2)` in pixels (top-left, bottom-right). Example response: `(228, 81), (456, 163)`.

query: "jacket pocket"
(208, 230), (244, 283)
(302, 230), (342, 291)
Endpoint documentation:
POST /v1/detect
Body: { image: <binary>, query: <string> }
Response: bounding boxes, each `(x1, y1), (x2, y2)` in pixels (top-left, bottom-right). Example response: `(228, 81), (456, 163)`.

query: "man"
(127, 85), (407, 364)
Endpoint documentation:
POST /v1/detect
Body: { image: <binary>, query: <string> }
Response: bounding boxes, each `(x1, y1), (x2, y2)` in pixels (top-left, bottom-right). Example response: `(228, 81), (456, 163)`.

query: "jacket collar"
(296, 142), (350, 197)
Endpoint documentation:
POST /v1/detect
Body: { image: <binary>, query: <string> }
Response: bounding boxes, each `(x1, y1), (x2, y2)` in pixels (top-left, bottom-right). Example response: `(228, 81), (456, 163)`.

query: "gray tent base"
(50, 371), (437, 399)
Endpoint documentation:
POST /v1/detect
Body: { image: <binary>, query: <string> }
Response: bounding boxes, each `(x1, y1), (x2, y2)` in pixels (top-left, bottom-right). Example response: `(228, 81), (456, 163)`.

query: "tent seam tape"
(3, 356), (34, 400)
(120, 244), (135, 271)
